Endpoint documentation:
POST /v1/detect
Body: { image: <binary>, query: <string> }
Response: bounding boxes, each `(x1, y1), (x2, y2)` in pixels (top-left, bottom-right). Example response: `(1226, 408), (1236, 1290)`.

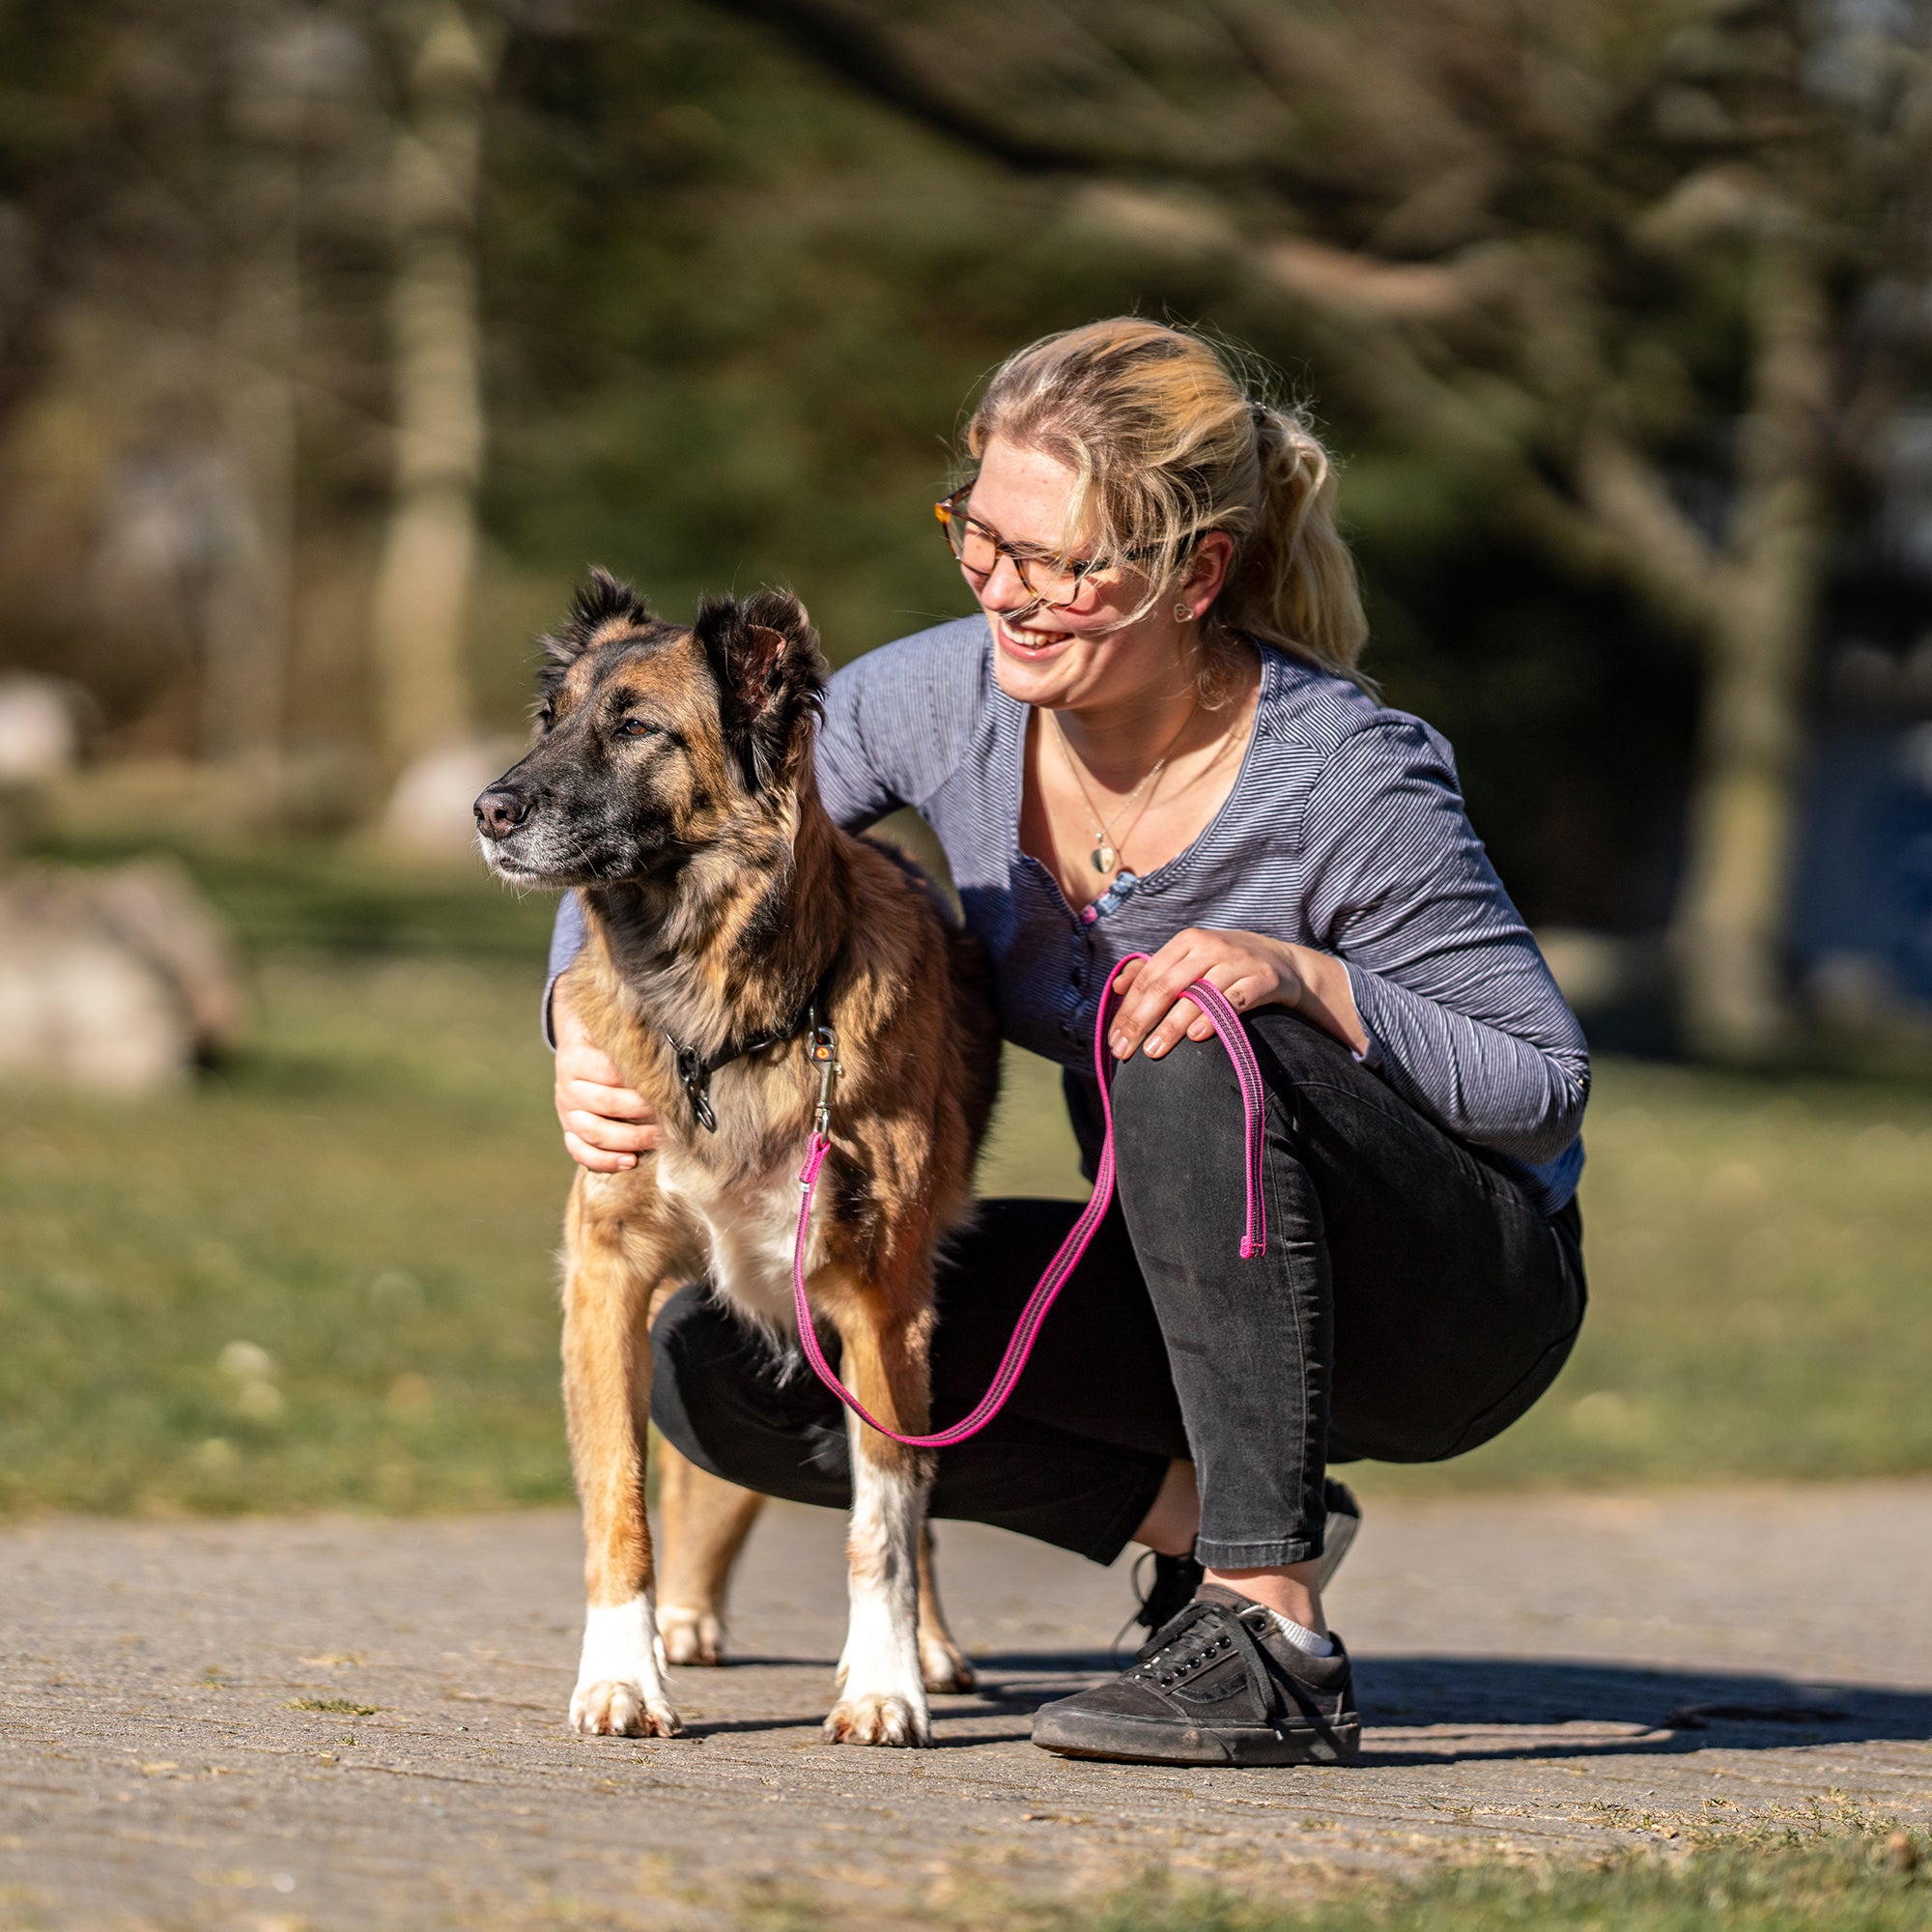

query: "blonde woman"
(547, 320), (1588, 1767)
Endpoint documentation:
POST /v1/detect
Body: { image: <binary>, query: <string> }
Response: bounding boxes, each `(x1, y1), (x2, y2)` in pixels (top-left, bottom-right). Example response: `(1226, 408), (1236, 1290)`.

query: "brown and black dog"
(476, 572), (1000, 1747)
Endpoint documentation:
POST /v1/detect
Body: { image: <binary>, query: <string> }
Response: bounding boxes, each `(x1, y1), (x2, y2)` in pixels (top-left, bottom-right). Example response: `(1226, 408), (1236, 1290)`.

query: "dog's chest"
(656, 1149), (814, 1330)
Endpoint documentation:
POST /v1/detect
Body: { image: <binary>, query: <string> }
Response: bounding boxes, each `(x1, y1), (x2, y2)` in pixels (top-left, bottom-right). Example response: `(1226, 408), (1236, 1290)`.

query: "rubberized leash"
(789, 952), (1266, 1449)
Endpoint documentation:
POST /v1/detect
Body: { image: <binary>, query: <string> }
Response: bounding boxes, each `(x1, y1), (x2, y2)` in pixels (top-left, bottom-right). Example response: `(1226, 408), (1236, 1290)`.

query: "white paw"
(569, 1679), (683, 1738)
(823, 1691), (930, 1747)
(660, 1605), (727, 1667)
(919, 1633), (977, 1694)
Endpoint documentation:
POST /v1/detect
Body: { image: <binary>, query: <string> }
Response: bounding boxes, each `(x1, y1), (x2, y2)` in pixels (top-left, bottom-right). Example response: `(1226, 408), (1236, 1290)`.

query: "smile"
(995, 611), (1078, 658)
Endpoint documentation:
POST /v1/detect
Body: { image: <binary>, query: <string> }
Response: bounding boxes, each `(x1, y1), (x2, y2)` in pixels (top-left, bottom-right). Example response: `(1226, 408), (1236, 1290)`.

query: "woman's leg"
(650, 1196), (1186, 1564)
(1107, 1007), (1586, 1626)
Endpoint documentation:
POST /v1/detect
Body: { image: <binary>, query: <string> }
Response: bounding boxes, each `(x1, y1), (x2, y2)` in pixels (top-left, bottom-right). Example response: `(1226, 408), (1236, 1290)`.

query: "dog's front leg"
(817, 1280), (935, 1747)
(561, 1172), (682, 1738)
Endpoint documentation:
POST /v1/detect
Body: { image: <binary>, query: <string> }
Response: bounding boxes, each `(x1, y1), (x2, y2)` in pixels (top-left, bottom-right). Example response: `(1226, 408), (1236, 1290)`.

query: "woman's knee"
(1109, 1030), (1252, 1196)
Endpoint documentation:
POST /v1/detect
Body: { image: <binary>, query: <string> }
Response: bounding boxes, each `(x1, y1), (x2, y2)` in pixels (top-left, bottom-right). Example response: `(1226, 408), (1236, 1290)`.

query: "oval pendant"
(1092, 843), (1116, 873)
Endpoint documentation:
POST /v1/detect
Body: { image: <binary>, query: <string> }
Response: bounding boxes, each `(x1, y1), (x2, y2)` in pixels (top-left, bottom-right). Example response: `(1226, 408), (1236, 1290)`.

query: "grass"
(956, 1833), (1932, 1932)
(3, 832), (1931, 1515)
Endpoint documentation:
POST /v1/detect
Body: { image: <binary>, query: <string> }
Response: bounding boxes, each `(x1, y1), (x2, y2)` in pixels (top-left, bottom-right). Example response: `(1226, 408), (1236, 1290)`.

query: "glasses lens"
(941, 491), (1094, 609)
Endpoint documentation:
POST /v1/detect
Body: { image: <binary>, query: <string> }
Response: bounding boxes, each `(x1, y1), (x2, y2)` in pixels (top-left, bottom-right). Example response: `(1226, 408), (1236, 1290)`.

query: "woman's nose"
(978, 552), (1033, 611)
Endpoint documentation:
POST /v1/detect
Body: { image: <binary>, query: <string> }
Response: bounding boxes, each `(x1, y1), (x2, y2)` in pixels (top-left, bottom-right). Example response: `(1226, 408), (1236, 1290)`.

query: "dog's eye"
(616, 718), (662, 740)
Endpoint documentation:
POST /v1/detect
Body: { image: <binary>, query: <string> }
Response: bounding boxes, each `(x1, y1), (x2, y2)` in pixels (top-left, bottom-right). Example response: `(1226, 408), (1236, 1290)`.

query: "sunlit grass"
(844, 1831), (1932, 1932)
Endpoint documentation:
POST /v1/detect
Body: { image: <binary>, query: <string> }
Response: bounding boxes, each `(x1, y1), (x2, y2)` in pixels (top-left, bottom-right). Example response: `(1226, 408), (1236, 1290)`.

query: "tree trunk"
(201, 13), (309, 776)
(367, 0), (493, 780)
(1669, 240), (1830, 1063)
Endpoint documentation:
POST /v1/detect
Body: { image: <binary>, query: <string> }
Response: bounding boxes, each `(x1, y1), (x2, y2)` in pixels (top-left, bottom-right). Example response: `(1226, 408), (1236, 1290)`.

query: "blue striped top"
(548, 615), (1588, 1214)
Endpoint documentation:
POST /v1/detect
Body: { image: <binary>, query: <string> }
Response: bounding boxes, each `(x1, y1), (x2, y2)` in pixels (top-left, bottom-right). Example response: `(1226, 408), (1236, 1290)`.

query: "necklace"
(1047, 699), (1199, 875)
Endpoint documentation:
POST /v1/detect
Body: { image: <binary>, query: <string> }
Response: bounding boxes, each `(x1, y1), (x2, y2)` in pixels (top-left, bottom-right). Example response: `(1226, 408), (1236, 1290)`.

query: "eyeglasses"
(934, 483), (1147, 612)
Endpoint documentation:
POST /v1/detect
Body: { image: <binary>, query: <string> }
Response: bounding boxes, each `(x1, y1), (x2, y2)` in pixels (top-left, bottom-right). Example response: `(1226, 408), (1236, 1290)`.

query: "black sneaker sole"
(1032, 1707), (1361, 1767)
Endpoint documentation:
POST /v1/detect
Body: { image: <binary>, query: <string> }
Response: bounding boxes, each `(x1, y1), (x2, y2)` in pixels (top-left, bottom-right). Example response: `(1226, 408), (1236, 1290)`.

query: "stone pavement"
(2, 1483), (1929, 1929)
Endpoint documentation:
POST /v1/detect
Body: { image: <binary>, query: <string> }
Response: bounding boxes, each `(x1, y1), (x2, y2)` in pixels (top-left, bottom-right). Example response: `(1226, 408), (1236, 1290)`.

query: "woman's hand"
(554, 986), (659, 1171)
(1107, 928), (1368, 1060)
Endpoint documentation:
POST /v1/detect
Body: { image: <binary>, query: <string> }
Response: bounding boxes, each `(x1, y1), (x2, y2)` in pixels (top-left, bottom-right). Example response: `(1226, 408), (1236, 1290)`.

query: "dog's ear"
(694, 588), (828, 791)
(537, 569), (654, 707)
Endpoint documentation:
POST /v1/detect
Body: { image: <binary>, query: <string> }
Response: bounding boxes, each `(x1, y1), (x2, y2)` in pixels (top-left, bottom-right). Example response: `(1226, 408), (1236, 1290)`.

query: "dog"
(475, 571), (1000, 1746)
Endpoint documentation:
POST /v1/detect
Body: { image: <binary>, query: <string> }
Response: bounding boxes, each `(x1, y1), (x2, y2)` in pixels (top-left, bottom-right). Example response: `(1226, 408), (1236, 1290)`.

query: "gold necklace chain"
(1047, 699), (1199, 876)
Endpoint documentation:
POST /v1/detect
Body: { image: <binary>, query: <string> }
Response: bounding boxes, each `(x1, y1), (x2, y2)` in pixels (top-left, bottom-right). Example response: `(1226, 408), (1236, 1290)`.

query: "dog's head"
(473, 570), (827, 889)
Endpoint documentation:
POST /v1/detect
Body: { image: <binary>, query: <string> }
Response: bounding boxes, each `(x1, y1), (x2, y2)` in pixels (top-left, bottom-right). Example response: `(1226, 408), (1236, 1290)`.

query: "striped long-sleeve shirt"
(548, 615), (1589, 1214)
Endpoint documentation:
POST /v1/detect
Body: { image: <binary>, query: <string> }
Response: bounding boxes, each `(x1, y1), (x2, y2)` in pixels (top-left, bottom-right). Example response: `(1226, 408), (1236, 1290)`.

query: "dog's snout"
(474, 786), (531, 838)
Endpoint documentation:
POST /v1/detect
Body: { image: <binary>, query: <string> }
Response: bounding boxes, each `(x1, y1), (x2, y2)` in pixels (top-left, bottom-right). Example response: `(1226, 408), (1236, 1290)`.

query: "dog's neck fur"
(582, 765), (850, 1065)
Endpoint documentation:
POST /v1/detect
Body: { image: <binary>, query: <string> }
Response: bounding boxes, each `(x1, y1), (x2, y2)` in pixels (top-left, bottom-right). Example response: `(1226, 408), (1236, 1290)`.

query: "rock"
(381, 737), (527, 860)
(0, 676), (84, 784)
(0, 860), (246, 1092)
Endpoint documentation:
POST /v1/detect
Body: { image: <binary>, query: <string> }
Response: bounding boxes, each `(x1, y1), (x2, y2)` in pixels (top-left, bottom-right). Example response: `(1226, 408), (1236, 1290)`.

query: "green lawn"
(861, 1833), (1932, 1932)
(3, 838), (1931, 1516)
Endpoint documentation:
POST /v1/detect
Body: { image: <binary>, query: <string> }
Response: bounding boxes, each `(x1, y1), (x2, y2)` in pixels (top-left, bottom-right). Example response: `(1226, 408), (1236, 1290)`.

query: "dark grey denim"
(651, 1009), (1585, 1568)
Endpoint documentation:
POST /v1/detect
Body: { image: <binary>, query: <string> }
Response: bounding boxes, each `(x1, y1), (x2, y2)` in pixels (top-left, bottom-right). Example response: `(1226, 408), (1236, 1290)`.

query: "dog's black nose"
(474, 786), (530, 838)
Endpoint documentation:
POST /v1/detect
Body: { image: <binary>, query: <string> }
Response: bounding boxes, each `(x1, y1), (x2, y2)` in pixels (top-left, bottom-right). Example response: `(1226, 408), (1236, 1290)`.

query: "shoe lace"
(1128, 1600), (1281, 1720)
(1110, 1549), (1205, 1666)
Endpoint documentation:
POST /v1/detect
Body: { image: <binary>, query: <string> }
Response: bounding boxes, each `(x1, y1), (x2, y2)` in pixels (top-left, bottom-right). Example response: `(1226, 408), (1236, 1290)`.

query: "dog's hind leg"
(561, 1172), (683, 1739)
(916, 1526), (977, 1693)
(815, 1271), (935, 1747)
(656, 1443), (765, 1666)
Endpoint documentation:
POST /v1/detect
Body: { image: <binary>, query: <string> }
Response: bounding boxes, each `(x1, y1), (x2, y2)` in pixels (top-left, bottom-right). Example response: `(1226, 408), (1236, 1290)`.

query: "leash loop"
(789, 954), (1267, 1448)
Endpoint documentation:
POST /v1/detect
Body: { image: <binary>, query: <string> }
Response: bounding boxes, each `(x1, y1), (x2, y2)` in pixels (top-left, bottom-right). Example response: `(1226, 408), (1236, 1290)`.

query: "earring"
(1174, 602), (1194, 623)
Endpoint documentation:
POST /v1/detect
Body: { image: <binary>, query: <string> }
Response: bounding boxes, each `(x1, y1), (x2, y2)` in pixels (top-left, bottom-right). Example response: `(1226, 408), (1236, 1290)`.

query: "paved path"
(3, 1485), (1930, 1929)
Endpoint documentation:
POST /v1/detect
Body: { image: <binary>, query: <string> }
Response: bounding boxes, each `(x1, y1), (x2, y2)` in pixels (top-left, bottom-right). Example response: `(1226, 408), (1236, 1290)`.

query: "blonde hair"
(964, 319), (1370, 690)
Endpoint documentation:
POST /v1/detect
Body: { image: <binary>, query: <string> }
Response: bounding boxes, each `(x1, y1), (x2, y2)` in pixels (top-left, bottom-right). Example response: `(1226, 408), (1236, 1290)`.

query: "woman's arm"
(1299, 718), (1589, 1165)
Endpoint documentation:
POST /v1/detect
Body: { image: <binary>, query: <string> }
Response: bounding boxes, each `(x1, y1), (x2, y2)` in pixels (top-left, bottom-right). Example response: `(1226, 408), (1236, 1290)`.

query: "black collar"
(663, 958), (838, 1134)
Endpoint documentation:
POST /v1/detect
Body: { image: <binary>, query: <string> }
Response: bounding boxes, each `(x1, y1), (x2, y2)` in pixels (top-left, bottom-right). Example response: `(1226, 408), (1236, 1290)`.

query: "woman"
(547, 319), (1588, 1768)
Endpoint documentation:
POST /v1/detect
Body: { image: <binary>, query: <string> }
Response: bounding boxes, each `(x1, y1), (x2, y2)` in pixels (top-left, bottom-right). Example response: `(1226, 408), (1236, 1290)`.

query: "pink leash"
(789, 952), (1267, 1449)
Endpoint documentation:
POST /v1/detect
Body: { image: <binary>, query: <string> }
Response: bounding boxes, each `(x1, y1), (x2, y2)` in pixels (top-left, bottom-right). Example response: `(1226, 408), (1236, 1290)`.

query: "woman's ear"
(1184, 530), (1236, 613)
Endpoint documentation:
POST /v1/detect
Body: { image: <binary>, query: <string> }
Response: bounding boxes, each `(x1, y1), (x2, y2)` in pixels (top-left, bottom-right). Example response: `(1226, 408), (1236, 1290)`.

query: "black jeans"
(651, 1009), (1586, 1567)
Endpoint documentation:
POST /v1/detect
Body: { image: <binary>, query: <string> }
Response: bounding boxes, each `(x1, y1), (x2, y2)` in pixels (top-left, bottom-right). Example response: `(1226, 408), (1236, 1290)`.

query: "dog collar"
(664, 959), (838, 1134)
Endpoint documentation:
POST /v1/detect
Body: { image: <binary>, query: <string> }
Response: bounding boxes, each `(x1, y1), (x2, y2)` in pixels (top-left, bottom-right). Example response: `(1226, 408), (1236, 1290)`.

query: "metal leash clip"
(808, 1023), (841, 1141)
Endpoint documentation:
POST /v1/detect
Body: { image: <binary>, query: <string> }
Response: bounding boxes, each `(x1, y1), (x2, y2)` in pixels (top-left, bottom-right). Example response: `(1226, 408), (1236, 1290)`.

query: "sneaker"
(1128, 1549), (1205, 1639)
(1034, 1584), (1360, 1767)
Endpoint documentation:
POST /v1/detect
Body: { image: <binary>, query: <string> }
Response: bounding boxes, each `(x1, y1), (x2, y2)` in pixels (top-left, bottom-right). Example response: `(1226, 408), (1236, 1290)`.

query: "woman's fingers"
(564, 1128), (641, 1175)
(1109, 936), (1212, 1057)
(1144, 962), (1263, 1057)
(1109, 932), (1295, 1059)
(552, 986), (658, 1170)
(562, 1076), (654, 1122)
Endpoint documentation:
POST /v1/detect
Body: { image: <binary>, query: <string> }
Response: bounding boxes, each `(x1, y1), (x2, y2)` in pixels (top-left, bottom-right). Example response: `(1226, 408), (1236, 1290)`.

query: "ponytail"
(966, 319), (1371, 693)
(1223, 405), (1369, 682)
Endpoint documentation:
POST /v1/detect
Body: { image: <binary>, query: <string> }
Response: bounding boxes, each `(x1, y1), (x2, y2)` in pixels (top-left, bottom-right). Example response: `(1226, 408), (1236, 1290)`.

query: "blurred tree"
(714, 0), (1932, 1061)
(366, 0), (500, 782)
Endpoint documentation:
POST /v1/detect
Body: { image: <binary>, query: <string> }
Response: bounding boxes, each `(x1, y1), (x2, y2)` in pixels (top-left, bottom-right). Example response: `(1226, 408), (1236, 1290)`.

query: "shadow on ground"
(960, 1650), (1932, 1764)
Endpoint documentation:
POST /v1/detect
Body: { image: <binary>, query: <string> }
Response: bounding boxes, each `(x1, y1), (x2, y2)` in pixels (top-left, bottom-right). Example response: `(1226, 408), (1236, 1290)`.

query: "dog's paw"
(919, 1633), (977, 1695)
(823, 1692), (930, 1747)
(569, 1680), (683, 1738)
(659, 1605), (727, 1667)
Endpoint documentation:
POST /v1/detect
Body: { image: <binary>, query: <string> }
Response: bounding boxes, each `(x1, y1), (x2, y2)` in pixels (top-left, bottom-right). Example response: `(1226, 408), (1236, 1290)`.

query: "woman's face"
(960, 437), (1231, 714)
